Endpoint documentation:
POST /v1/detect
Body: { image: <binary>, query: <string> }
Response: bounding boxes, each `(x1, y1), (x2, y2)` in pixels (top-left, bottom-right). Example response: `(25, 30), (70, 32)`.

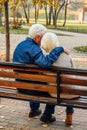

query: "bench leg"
(65, 113), (73, 125)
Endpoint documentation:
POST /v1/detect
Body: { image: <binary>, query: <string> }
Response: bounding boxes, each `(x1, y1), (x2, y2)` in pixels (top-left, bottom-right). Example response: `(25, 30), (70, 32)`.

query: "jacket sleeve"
(32, 46), (64, 68)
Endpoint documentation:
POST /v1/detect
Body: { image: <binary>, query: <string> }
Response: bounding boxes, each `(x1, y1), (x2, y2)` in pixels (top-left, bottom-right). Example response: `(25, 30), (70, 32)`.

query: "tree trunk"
(44, 5), (48, 26)
(4, 1), (10, 61)
(35, 4), (39, 23)
(56, 1), (65, 21)
(0, 8), (2, 26)
(63, 3), (68, 27)
(28, 3), (30, 24)
(22, 1), (29, 24)
(53, 9), (57, 28)
(49, 6), (53, 25)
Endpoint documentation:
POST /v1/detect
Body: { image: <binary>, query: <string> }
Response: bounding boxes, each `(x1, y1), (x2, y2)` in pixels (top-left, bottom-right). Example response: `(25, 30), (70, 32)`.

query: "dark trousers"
(17, 88), (74, 115)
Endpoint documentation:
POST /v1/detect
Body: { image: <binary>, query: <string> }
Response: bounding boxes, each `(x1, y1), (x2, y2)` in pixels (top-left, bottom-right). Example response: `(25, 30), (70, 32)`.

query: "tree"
(21, 0), (30, 24)
(43, 0), (49, 25)
(0, 0), (10, 61)
(42, 0), (59, 26)
(32, 0), (41, 23)
(0, 2), (3, 26)
(4, 1), (10, 61)
(63, 0), (68, 27)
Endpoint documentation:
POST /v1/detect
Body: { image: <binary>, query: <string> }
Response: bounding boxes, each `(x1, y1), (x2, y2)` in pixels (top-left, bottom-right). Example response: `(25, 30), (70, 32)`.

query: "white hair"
(29, 24), (47, 39)
(41, 32), (59, 53)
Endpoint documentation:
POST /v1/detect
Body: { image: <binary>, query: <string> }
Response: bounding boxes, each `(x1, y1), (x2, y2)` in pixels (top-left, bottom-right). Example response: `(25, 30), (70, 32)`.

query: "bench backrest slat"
(61, 85), (87, 96)
(61, 76), (87, 86)
(0, 80), (57, 93)
(0, 70), (57, 83)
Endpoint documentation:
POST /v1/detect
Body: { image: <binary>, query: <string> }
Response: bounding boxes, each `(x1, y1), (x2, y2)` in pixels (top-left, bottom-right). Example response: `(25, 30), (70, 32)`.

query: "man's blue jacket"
(12, 37), (64, 68)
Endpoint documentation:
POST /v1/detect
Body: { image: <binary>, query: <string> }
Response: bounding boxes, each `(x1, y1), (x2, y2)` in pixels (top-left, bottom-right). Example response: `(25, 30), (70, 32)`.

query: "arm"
(32, 46), (64, 68)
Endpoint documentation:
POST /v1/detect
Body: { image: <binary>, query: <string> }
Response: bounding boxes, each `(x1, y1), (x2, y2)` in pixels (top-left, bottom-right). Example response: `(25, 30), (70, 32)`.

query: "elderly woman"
(41, 32), (75, 68)
(41, 32), (75, 125)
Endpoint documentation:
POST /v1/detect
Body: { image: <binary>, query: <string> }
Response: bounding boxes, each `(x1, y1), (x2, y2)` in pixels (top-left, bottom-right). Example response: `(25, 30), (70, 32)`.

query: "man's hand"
(64, 49), (70, 55)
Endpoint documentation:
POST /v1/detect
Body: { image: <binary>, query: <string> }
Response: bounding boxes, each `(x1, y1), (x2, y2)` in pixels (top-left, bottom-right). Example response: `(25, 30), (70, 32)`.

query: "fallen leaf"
(42, 123), (48, 127)
(0, 116), (4, 119)
(25, 111), (29, 114)
(0, 105), (5, 109)
(57, 112), (61, 115)
(34, 116), (39, 119)
(62, 119), (65, 122)
(57, 111), (63, 115)
(28, 118), (31, 121)
(0, 126), (3, 129)
(12, 110), (16, 112)
(69, 125), (73, 128)
(10, 100), (14, 103)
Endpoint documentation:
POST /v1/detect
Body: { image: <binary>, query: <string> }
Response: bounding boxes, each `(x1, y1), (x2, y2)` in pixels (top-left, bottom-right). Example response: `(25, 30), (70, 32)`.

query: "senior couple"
(12, 24), (74, 125)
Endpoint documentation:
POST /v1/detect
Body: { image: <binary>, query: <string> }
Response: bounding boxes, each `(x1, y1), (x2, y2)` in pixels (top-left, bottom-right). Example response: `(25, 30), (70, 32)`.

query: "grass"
(74, 46), (87, 53)
(1, 21), (87, 34)
(47, 22), (87, 34)
(0, 26), (29, 34)
(0, 26), (70, 36)
(10, 27), (29, 34)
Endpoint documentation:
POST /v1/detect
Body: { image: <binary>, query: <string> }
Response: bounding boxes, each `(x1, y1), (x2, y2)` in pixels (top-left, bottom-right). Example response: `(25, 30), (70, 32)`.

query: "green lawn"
(47, 22), (87, 34)
(0, 26), (29, 34)
(0, 21), (87, 34)
(74, 46), (87, 53)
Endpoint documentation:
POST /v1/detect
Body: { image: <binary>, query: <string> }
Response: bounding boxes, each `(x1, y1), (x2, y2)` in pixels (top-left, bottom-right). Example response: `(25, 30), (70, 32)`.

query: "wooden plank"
(60, 72), (87, 77)
(0, 89), (57, 103)
(60, 77), (87, 86)
(60, 85), (87, 96)
(0, 80), (57, 93)
(0, 62), (87, 74)
(0, 64), (57, 73)
(0, 71), (57, 83)
(0, 87), (17, 92)
(61, 98), (87, 107)
(0, 88), (87, 108)
(0, 87), (80, 100)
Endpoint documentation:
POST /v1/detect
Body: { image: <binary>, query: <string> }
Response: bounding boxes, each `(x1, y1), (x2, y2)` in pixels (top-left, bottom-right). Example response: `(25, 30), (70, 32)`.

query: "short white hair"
(41, 32), (59, 53)
(29, 24), (47, 39)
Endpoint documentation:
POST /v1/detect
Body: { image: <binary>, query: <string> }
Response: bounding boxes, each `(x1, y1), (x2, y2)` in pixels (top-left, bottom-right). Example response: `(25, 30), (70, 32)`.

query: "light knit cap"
(29, 24), (47, 39)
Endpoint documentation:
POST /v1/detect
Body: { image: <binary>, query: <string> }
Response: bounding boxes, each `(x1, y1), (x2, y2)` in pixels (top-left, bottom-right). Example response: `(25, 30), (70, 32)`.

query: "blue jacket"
(12, 37), (64, 68)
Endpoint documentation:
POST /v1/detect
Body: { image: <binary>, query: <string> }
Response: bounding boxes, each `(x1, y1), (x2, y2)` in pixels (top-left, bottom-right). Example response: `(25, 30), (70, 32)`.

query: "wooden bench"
(0, 62), (87, 110)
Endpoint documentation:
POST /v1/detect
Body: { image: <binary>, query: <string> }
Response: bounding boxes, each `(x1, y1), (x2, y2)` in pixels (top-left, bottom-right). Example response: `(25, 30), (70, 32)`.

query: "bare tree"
(63, 0), (68, 26)
(4, 1), (10, 61)
(22, 0), (29, 24)
(0, 7), (2, 26)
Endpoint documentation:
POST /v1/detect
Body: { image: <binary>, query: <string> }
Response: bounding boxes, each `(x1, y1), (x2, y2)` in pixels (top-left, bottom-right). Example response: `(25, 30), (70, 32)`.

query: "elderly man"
(12, 23), (68, 123)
